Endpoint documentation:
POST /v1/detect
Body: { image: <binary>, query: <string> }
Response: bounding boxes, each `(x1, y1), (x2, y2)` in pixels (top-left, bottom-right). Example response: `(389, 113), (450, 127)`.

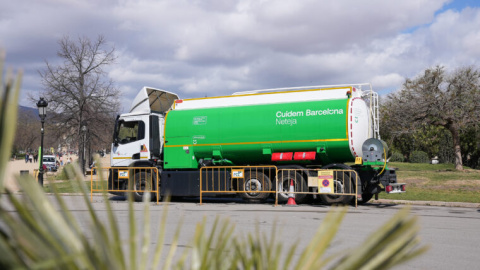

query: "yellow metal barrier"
(199, 166), (277, 205)
(276, 169), (359, 207)
(90, 167), (160, 204)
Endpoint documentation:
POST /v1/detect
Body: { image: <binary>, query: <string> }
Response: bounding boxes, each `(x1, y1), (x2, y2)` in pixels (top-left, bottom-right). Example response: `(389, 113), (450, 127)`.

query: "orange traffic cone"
(285, 179), (297, 206)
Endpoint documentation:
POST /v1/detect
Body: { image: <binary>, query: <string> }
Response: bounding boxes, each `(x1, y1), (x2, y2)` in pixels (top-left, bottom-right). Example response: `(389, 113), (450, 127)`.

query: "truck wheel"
(277, 172), (308, 204)
(319, 171), (354, 205)
(130, 171), (158, 202)
(239, 172), (271, 203)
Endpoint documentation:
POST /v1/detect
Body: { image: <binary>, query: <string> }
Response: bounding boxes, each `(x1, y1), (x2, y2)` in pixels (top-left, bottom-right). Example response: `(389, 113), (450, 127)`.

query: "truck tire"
(239, 172), (271, 203)
(277, 172), (308, 204)
(130, 170), (158, 202)
(319, 171), (354, 205)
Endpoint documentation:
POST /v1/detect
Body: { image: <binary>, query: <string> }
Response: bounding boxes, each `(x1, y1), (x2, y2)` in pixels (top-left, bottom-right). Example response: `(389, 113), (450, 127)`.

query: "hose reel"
(362, 138), (388, 163)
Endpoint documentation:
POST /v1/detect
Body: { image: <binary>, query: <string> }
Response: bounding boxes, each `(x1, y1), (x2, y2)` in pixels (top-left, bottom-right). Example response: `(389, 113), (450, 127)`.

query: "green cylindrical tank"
(164, 96), (370, 169)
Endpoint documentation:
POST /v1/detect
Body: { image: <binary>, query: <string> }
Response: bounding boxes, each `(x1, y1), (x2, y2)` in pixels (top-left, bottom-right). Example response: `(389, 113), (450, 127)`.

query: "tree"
(13, 109), (40, 153)
(384, 66), (480, 170)
(38, 35), (120, 172)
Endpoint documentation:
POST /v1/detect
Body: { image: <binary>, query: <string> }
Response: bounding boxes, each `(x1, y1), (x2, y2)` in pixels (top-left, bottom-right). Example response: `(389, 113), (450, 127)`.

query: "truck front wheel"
(239, 172), (271, 203)
(129, 170), (158, 202)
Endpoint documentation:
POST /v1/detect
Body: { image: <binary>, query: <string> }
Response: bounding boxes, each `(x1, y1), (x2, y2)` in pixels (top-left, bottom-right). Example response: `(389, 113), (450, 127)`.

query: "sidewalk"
(4, 154), (79, 192)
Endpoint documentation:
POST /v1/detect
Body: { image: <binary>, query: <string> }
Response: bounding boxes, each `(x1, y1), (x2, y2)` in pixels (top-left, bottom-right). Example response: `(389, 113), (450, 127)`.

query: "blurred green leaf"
(0, 50), (22, 189)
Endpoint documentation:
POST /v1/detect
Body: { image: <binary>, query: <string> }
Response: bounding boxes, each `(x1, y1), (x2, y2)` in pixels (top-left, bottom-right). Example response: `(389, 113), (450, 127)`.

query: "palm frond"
(0, 50), (22, 189)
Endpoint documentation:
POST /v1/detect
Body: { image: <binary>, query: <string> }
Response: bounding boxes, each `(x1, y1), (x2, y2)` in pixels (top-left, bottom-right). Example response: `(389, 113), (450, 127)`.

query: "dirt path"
(4, 154), (110, 192)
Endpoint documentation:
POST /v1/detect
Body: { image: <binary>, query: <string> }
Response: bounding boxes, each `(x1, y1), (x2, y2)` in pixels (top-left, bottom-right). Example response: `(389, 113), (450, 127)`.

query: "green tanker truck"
(109, 84), (405, 204)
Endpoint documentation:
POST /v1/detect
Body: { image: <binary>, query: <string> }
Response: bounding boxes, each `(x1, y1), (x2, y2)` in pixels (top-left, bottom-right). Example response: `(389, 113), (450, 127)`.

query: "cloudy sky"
(2, 0), (480, 112)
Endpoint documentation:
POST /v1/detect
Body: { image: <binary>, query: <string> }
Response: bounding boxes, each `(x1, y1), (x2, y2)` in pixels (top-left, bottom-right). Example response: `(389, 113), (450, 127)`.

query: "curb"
(370, 199), (480, 208)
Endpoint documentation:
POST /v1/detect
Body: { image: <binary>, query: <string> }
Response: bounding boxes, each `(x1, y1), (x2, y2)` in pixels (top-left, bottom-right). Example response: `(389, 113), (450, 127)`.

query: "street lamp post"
(36, 97), (48, 186)
(81, 125), (87, 175)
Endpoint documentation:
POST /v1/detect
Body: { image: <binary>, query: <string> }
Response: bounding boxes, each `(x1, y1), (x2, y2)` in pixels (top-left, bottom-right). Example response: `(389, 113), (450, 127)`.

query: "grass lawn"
(378, 162), (480, 203)
(44, 173), (108, 193)
(43, 180), (87, 193)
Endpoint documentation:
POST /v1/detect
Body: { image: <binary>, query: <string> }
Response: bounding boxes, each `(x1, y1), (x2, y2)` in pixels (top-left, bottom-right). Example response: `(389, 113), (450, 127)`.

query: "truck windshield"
(115, 120), (145, 145)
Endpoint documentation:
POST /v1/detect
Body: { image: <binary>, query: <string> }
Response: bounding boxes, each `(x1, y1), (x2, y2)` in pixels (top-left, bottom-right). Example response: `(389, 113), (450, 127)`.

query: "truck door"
(111, 116), (149, 167)
(160, 116), (165, 154)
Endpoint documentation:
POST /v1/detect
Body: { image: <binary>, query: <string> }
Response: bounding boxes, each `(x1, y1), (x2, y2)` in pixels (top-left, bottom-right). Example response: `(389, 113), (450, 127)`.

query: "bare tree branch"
(36, 35), (120, 171)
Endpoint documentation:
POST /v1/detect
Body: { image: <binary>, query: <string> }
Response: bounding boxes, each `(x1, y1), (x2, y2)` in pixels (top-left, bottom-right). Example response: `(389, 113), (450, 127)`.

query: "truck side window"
(116, 121), (145, 144)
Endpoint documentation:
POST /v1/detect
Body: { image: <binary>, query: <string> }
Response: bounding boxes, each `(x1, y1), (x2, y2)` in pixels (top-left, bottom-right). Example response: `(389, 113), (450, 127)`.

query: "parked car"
(42, 155), (58, 172)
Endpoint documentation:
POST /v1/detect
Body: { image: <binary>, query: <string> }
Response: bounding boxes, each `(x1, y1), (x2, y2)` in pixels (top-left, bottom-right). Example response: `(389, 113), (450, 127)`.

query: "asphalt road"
(5, 195), (480, 269)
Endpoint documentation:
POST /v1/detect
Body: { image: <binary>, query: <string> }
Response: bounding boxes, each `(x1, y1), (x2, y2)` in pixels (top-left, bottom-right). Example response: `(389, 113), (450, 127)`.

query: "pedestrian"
(25, 153), (29, 163)
(34, 154), (38, 163)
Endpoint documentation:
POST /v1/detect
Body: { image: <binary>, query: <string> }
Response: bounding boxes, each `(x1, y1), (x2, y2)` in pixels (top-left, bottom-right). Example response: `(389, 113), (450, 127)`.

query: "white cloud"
(371, 73), (405, 90)
(3, 0), (480, 110)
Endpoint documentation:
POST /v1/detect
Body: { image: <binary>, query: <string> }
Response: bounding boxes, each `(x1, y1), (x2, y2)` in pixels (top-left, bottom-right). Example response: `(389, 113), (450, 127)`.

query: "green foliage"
(437, 131), (454, 164)
(380, 118), (452, 164)
(460, 125), (480, 169)
(409, 151), (430, 163)
(381, 66), (480, 170)
(14, 153), (25, 160)
(0, 51), (22, 188)
(390, 152), (405, 162)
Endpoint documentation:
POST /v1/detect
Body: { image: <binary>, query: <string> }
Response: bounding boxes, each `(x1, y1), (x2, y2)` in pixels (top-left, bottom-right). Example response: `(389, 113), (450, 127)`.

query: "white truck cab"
(111, 87), (178, 167)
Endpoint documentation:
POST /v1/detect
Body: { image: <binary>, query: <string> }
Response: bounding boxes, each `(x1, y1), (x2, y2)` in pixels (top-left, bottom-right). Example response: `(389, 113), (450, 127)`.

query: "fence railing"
(276, 168), (358, 207)
(93, 166), (358, 206)
(90, 167), (160, 204)
(199, 166), (278, 205)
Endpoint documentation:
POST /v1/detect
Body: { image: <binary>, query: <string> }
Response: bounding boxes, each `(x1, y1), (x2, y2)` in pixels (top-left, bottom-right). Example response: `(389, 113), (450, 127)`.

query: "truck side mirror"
(113, 115), (120, 147)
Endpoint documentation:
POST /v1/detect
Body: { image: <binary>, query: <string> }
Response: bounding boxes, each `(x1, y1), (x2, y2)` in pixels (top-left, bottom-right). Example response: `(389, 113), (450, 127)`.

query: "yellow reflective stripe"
(165, 138), (348, 148)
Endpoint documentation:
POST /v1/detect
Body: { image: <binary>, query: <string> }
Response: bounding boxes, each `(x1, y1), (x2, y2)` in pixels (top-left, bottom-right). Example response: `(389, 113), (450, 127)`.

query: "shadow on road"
(107, 195), (354, 208)
(366, 202), (399, 208)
